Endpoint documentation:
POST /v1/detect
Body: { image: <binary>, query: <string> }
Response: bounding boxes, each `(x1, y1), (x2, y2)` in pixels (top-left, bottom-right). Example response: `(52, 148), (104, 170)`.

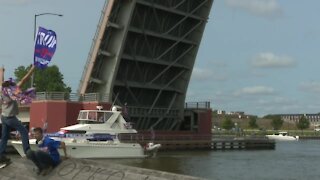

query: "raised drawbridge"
(78, 0), (213, 131)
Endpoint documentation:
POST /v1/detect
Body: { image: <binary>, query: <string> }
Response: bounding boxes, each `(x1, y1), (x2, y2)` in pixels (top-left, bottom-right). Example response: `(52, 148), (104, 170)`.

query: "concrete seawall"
(0, 156), (205, 180)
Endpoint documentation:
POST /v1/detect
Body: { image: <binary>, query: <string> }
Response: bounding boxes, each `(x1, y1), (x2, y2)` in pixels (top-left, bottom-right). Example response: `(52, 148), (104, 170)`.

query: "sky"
(1, 0), (320, 117)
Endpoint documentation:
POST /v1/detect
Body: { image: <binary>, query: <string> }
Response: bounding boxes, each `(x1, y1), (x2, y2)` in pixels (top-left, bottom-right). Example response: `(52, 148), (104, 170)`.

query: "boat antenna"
(110, 92), (119, 110)
(150, 126), (155, 141)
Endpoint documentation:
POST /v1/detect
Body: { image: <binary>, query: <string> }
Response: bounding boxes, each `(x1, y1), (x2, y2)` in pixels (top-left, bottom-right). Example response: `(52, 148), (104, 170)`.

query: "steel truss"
(79, 0), (213, 130)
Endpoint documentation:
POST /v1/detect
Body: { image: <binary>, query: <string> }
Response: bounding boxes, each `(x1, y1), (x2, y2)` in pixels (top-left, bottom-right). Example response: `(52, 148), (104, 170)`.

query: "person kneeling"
(26, 127), (67, 176)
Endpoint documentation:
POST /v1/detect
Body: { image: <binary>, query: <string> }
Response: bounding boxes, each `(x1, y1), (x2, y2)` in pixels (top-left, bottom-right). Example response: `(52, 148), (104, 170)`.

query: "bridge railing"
(127, 106), (180, 117)
(35, 92), (109, 102)
(77, 0), (109, 94)
(185, 101), (210, 109)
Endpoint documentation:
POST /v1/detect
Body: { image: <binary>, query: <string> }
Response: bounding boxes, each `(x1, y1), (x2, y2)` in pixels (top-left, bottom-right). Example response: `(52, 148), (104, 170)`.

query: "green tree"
(271, 115), (283, 130)
(14, 65), (30, 90)
(221, 116), (234, 130)
(248, 116), (258, 129)
(296, 116), (310, 130)
(14, 65), (71, 93)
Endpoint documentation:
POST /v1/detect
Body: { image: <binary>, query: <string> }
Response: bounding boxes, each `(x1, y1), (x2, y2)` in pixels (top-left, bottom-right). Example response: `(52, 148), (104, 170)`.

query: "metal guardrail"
(128, 106), (179, 117)
(35, 92), (109, 102)
(21, 93), (208, 117)
(185, 101), (210, 109)
(77, 0), (109, 94)
(120, 134), (212, 142)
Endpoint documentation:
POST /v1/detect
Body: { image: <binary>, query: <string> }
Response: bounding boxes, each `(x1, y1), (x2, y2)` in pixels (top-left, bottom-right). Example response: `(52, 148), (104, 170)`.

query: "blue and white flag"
(34, 26), (57, 69)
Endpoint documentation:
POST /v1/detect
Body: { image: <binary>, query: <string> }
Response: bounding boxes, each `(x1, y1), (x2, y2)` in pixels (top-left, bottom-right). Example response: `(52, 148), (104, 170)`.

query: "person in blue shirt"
(26, 127), (67, 176)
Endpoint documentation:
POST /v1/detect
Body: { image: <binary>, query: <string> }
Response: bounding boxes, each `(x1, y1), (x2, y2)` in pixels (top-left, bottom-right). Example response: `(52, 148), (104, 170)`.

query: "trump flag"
(34, 27), (57, 69)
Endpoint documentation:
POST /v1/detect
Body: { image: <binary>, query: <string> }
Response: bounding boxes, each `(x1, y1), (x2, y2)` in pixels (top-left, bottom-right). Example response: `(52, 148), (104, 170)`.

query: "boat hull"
(11, 139), (147, 159)
(266, 135), (299, 141)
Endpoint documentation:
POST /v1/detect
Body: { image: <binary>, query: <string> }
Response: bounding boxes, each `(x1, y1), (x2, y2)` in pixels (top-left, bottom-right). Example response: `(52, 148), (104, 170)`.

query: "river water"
(98, 140), (320, 180)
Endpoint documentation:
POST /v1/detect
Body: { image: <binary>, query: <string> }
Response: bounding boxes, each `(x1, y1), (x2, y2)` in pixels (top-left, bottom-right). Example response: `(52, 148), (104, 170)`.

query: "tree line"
(221, 115), (310, 131)
(14, 64), (71, 93)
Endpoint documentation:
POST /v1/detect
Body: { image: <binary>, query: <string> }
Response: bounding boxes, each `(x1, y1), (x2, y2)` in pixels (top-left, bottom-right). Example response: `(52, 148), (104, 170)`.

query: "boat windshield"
(279, 132), (288, 136)
(78, 111), (114, 124)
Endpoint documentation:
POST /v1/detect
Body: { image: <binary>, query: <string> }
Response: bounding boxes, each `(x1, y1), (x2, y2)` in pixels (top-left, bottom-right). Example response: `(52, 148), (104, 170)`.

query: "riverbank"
(213, 129), (320, 137)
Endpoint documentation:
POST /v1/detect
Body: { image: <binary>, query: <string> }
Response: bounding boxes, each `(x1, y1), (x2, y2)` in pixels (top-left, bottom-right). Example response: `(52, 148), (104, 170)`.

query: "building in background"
(281, 113), (320, 127)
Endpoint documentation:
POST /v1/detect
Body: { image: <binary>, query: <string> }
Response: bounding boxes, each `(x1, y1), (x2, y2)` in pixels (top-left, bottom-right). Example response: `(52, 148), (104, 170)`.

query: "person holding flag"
(0, 65), (35, 164)
(0, 26), (58, 166)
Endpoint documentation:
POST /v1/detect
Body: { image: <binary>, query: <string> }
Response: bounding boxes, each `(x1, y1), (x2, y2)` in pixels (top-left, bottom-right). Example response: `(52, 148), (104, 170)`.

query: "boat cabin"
(77, 110), (114, 124)
(74, 109), (134, 131)
(274, 132), (288, 136)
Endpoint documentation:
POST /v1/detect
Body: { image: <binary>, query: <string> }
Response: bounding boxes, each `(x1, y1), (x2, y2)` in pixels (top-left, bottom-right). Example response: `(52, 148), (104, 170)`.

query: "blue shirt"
(38, 136), (61, 166)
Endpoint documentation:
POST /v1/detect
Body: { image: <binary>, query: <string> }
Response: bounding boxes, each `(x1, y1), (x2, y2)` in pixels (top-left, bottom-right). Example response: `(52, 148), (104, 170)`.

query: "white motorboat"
(266, 131), (299, 141)
(11, 106), (161, 158)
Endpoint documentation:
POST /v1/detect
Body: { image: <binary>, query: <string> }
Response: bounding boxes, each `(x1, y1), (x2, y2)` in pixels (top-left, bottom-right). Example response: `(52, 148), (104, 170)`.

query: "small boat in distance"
(11, 106), (161, 158)
(266, 131), (299, 141)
